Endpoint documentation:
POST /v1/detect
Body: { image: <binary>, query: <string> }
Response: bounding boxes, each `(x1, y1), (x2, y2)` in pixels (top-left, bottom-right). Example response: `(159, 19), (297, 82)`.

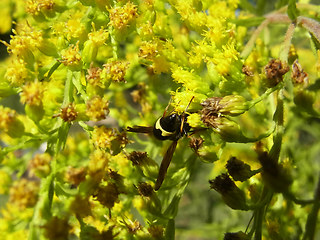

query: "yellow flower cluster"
(109, 2), (138, 30)
(9, 179), (39, 209)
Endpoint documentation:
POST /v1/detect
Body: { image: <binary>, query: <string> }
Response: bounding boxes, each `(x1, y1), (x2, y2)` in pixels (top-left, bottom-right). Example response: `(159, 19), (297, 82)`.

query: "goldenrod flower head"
(137, 22), (153, 40)
(58, 103), (78, 122)
(265, 59), (289, 87)
(109, 2), (138, 30)
(20, 81), (44, 106)
(69, 195), (92, 218)
(61, 43), (82, 68)
(0, 106), (25, 137)
(171, 67), (201, 91)
(148, 225), (164, 239)
(210, 44), (239, 76)
(209, 173), (248, 210)
(5, 59), (30, 86)
(139, 41), (159, 60)
(6, 24), (43, 55)
(187, 113), (201, 128)
(43, 216), (71, 240)
(82, 27), (109, 64)
(29, 153), (52, 178)
(66, 13), (86, 40)
(208, 1), (237, 21)
(175, 0), (207, 32)
(102, 60), (129, 83)
(91, 126), (117, 149)
(152, 55), (171, 74)
(137, 182), (153, 197)
(171, 66), (210, 97)
(201, 95), (249, 117)
(95, 183), (120, 209)
(26, 0), (54, 16)
(9, 178), (39, 209)
(65, 166), (87, 186)
(86, 96), (110, 121)
(86, 65), (104, 88)
(88, 27), (109, 46)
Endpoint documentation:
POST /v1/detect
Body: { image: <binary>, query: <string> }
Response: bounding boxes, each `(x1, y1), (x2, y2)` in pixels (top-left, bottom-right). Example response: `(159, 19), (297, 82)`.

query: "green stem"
(248, 83), (283, 109)
(303, 174), (320, 240)
(279, 22), (296, 62)
(253, 187), (273, 240)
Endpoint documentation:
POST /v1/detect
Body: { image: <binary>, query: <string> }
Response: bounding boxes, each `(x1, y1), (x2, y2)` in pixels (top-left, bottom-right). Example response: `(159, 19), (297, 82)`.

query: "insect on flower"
(127, 97), (194, 190)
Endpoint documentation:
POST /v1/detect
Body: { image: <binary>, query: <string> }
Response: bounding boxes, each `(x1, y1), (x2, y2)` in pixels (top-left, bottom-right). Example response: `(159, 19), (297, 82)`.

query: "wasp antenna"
(162, 96), (174, 117)
(179, 96), (195, 133)
(185, 96), (195, 112)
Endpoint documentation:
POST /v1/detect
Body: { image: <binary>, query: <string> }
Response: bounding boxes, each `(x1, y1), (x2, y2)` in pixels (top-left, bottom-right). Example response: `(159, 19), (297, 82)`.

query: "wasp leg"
(154, 140), (178, 190)
(126, 126), (153, 133)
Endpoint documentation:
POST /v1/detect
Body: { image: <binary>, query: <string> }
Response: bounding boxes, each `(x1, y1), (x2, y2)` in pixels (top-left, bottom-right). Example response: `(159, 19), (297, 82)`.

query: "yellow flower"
(91, 126), (117, 149)
(60, 43), (82, 68)
(102, 60), (129, 83)
(9, 178), (39, 209)
(88, 27), (109, 46)
(57, 103), (78, 122)
(86, 96), (110, 121)
(29, 153), (52, 178)
(0, 106), (25, 138)
(109, 2), (138, 31)
(5, 58), (30, 86)
(20, 81), (44, 106)
(66, 13), (86, 40)
(26, 0), (54, 16)
(187, 113), (202, 128)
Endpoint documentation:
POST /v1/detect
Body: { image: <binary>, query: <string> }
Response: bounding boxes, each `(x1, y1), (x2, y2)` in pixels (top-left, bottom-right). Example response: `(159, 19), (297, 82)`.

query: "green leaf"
(55, 182), (78, 197)
(310, 33), (320, 51)
(287, 0), (299, 21)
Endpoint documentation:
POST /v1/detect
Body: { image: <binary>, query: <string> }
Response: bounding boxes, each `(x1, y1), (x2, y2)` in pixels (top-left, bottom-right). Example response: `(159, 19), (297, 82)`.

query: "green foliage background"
(0, 0), (320, 239)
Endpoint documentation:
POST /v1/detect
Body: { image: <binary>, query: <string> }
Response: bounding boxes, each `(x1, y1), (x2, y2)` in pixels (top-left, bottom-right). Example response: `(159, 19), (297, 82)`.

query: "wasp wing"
(126, 126), (153, 133)
(154, 140), (178, 191)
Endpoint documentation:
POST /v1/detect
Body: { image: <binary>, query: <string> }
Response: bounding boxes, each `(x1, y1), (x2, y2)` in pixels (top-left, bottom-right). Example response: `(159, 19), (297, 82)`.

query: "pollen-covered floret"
(9, 178), (39, 209)
(109, 2), (138, 30)
(86, 96), (110, 121)
(20, 81), (44, 106)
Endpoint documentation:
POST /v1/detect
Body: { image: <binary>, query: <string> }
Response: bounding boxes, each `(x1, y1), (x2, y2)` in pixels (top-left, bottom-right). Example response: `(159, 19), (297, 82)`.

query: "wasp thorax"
(153, 113), (190, 141)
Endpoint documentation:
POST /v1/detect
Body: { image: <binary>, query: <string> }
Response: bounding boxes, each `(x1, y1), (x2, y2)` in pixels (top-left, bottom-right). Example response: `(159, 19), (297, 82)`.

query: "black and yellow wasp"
(127, 97), (194, 190)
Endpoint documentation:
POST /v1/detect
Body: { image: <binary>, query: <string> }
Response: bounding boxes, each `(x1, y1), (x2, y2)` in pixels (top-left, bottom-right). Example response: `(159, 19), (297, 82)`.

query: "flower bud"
(264, 59), (289, 87)
(226, 157), (255, 182)
(201, 95), (249, 117)
(189, 137), (218, 163)
(210, 117), (247, 143)
(209, 173), (249, 210)
(127, 151), (158, 179)
(0, 106), (25, 138)
(82, 40), (98, 65)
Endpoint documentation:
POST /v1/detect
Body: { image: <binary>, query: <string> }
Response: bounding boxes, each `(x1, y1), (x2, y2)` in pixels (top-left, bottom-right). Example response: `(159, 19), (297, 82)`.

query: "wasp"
(127, 97), (194, 190)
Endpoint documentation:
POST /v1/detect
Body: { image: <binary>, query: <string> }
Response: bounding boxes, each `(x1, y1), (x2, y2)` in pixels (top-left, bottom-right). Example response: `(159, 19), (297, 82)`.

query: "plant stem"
(303, 174), (320, 240)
